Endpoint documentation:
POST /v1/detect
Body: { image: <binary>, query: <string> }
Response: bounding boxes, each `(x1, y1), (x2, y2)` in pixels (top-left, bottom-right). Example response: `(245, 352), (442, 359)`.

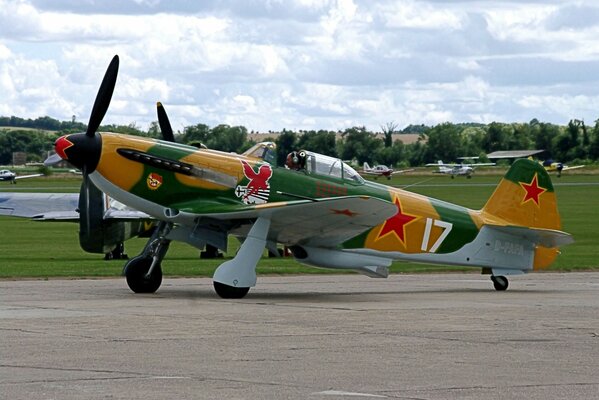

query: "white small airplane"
(361, 162), (413, 180)
(426, 158), (495, 179)
(0, 169), (43, 184)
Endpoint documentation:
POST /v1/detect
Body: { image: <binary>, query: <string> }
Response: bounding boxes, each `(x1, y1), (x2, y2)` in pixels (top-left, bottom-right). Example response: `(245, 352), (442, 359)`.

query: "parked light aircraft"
(361, 162), (414, 180)
(45, 55), (573, 298)
(539, 160), (584, 178)
(426, 158), (495, 178)
(486, 150), (585, 178)
(0, 169), (43, 184)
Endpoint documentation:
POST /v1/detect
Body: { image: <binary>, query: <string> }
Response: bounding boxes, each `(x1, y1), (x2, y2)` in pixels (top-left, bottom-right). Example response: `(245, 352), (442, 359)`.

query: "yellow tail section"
(481, 159), (564, 269)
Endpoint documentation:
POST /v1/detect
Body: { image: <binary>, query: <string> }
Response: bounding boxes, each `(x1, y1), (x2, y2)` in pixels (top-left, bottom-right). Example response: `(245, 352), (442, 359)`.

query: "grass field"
(1, 173), (597, 278)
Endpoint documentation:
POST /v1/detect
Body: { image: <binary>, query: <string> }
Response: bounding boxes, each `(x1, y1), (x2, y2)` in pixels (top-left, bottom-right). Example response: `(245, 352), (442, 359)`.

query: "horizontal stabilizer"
(487, 225), (574, 248)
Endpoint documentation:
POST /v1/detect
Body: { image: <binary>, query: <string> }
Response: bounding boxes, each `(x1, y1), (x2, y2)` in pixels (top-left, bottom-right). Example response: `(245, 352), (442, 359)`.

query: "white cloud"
(0, 0), (598, 132)
(378, 1), (463, 30)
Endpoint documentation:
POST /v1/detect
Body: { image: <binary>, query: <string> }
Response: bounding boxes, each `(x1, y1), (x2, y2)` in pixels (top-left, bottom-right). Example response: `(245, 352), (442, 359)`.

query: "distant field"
(0, 173), (597, 278)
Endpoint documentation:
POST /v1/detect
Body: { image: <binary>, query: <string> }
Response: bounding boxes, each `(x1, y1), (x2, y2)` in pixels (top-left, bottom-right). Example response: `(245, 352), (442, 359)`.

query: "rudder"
(481, 159), (565, 270)
(482, 158), (561, 230)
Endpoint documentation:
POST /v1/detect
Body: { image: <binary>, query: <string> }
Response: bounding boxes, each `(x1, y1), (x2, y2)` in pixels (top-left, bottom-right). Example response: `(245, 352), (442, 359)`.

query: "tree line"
(1, 115), (598, 167)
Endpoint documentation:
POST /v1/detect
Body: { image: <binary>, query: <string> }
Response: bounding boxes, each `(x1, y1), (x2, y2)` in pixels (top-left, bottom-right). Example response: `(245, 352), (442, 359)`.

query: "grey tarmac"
(1, 273), (599, 399)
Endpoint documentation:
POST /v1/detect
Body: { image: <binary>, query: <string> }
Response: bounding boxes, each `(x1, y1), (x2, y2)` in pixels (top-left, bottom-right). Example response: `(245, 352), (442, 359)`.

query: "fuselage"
(0, 170), (16, 181)
(81, 134), (494, 259)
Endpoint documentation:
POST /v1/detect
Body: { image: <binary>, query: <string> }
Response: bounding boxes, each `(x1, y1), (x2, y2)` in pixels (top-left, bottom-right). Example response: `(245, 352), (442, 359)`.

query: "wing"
(391, 168), (414, 175)
(180, 196), (397, 247)
(0, 193), (79, 219)
(561, 165), (584, 171)
(425, 163), (457, 167)
(470, 163), (496, 167)
(0, 192), (152, 222)
(14, 173), (44, 180)
(361, 170), (378, 176)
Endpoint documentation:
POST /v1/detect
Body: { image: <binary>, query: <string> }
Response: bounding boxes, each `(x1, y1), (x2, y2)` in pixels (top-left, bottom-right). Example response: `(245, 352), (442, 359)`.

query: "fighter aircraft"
(0, 169), (43, 184)
(361, 162), (413, 180)
(426, 158), (495, 178)
(46, 55), (573, 298)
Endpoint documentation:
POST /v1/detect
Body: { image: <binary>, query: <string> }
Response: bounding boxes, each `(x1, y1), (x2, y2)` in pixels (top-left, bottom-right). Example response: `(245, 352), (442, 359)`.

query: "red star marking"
(331, 208), (358, 217)
(519, 173), (547, 206)
(55, 136), (74, 160)
(377, 197), (418, 244)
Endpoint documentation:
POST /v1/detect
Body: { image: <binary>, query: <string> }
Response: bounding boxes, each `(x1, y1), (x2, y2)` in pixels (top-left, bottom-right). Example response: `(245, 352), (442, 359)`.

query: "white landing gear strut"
(213, 217), (271, 299)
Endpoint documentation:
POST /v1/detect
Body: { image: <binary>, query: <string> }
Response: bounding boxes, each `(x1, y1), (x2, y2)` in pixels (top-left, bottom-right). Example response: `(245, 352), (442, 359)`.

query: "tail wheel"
(491, 275), (509, 291)
(124, 256), (162, 293)
(214, 282), (250, 299)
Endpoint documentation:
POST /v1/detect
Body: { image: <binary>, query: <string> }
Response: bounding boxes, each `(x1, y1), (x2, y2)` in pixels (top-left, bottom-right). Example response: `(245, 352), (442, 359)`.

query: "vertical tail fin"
(363, 162), (370, 170)
(482, 158), (561, 230)
(481, 159), (564, 270)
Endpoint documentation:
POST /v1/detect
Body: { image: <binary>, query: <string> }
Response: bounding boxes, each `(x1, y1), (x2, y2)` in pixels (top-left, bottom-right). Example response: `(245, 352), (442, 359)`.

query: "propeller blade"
(44, 153), (63, 166)
(156, 102), (175, 142)
(86, 55), (119, 137)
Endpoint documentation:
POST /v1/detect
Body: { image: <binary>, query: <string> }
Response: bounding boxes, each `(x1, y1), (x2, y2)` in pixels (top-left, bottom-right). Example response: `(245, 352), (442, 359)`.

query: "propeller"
(44, 55), (119, 171)
(157, 101), (206, 149)
(87, 55), (120, 137)
(156, 102), (175, 143)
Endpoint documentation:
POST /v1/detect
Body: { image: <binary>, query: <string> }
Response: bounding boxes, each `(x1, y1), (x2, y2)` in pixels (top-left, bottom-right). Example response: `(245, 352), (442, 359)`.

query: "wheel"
(124, 256), (162, 293)
(491, 275), (509, 291)
(214, 281), (250, 299)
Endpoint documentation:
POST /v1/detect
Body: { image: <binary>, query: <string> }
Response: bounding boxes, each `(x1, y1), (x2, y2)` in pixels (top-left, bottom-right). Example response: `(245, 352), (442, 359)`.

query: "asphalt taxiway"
(2, 273), (599, 399)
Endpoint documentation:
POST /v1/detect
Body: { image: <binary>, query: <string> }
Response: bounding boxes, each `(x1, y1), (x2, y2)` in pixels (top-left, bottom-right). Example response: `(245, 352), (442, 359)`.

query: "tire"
(491, 275), (509, 291)
(124, 256), (162, 293)
(213, 281), (250, 299)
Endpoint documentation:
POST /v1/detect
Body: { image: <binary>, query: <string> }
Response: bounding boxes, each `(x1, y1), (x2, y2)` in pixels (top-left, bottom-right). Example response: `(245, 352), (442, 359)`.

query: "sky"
(1, 0), (599, 133)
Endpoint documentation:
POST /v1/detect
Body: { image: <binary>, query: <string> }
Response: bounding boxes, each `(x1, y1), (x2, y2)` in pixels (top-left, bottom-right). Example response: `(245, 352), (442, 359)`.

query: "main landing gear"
(212, 217), (271, 299)
(124, 222), (171, 293)
(491, 275), (509, 291)
(122, 217), (270, 299)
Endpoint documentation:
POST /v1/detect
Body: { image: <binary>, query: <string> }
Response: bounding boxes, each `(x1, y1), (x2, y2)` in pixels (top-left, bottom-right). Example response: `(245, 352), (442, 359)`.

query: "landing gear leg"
(213, 217), (270, 299)
(491, 275), (509, 291)
(124, 222), (172, 293)
(104, 242), (128, 260)
(200, 244), (223, 259)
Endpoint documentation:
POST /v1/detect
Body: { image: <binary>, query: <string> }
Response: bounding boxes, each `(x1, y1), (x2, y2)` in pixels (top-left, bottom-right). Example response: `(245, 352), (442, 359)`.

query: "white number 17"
(421, 218), (453, 253)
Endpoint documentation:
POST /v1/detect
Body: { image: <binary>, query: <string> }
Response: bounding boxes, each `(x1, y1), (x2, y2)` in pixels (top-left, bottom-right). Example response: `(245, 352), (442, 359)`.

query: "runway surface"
(2, 273), (599, 399)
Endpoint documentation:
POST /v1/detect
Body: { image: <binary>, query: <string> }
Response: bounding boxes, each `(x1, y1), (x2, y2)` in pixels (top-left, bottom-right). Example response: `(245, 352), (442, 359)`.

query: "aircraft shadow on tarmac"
(143, 285), (557, 302)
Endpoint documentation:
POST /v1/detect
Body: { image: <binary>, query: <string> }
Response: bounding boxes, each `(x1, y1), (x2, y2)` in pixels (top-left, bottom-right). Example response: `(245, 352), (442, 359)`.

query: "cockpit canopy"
(298, 150), (364, 184)
(243, 142), (363, 184)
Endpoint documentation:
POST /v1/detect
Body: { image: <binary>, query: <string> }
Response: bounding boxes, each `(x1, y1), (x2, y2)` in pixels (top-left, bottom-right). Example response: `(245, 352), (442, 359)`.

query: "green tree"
(423, 123), (463, 163)
(181, 123), (210, 145)
(381, 121), (398, 148)
(275, 129), (298, 166)
(483, 122), (508, 153)
(297, 130), (337, 157)
(338, 126), (382, 164)
(588, 119), (599, 160)
(208, 124), (248, 153)
(374, 140), (405, 167)
(534, 123), (560, 159)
